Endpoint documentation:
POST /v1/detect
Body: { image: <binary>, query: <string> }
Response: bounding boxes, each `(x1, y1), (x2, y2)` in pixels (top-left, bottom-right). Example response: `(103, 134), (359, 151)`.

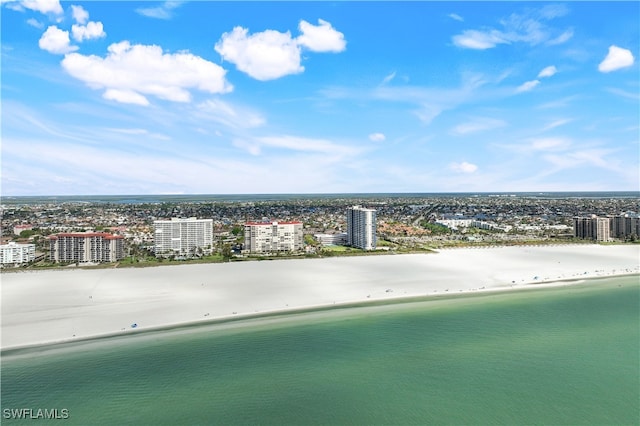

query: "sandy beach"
(2, 244), (639, 350)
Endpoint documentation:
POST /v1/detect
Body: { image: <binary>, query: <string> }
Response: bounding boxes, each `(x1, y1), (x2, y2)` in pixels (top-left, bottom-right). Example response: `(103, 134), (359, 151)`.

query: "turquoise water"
(2, 276), (639, 425)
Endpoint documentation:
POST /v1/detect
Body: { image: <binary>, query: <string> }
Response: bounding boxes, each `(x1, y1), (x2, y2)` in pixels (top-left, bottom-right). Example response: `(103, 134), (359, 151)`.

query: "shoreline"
(4, 273), (638, 357)
(2, 245), (639, 352)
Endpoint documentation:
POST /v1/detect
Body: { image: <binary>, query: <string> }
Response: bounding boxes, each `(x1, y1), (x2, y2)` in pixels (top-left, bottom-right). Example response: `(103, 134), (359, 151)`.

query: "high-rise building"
(611, 214), (640, 239)
(154, 218), (213, 257)
(1, 242), (36, 265)
(49, 232), (124, 263)
(573, 216), (610, 241)
(347, 206), (377, 250)
(244, 221), (303, 253)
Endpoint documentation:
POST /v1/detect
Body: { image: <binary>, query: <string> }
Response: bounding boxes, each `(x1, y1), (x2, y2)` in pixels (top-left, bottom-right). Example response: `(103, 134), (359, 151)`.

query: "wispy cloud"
(234, 135), (360, 157)
(448, 13), (464, 22)
(516, 80), (540, 93)
(369, 133), (385, 142)
(451, 117), (506, 135)
(136, 1), (184, 20)
(452, 6), (573, 50)
(195, 99), (266, 130)
(381, 71), (396, 85)
(541, 118), (572, 131)
(450, 161), (478, 173)
(26, 18), (43, 29)
(605, 87), (640, 101)
(537, 65), (557, 78)
(321, 73), (497, 125)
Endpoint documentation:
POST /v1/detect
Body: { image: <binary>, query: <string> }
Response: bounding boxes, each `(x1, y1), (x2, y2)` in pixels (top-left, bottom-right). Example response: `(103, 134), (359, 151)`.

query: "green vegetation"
(304, 234), (319, 246)
(419, 221), (452, 235)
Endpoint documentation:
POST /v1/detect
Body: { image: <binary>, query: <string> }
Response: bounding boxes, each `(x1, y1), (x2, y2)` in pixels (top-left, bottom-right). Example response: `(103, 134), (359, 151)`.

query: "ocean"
(2, 276), (638, 425)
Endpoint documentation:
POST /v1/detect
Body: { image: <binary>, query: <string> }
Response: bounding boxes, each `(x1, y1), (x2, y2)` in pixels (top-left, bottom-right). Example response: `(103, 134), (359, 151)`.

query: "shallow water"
(2, 276), (638, 425)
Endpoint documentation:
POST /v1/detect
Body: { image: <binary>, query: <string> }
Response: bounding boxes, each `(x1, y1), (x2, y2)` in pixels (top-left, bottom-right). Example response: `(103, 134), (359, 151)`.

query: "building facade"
(154, 218), (213, 257)
(244, 221), (303, 253)
(313, 232), (348, 246)
(49, 232), (124, 263)
(573, 216), (611, 241)
(1, 242), (36, 265)
(13, 224), (33, 236)
(611, 214), (640, 239)
(347, 206), (377, 250)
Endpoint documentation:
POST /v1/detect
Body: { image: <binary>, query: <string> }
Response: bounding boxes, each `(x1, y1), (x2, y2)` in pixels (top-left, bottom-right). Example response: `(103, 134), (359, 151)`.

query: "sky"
(1, 1), (639, 195)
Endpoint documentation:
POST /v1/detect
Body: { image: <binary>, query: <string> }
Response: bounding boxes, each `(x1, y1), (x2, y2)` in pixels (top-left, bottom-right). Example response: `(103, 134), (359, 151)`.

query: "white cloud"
(72, 21), (106, 42)
(297, 19), (346, 52)
(18, 0), (62, 15)
(103, 89), (150, 106)
(448, 13), (464, 22)
(598, 45), (635, 73)
(452, 29), (506, 50)
(71, 5), (89, 24)
(516, 79), (540, 93)
(215, 27), (303, 81)
(61, 41), (232, 105)
(450, 161), (478, 173)
(38, 26), (77, 54)
(215, 20), (345, 81)
(537, 65), (557, 78)
(369, 133), (385, 142)
(136, 1), (183, 20)
(26, 18), (43, 29)
(451, 117), (506, 135)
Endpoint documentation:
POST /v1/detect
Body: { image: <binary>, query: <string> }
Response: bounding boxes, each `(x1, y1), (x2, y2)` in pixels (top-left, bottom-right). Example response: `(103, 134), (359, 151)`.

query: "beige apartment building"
(573, 216), (610, 241)
(49, 232), (124, 263)
(243, 221), (303, 253)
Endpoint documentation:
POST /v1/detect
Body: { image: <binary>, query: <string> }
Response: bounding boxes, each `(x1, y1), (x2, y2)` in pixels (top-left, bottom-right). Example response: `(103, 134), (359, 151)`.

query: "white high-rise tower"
(347, 206), (377, 250)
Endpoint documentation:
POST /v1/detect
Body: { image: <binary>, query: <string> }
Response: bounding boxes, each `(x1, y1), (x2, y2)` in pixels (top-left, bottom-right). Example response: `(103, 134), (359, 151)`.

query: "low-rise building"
(313, 232), (348, 246)
(49, 232), (124, 263)
(13, 224), (33, 236)
(244, 221), (303, 253)
(0, 242), (36, 265)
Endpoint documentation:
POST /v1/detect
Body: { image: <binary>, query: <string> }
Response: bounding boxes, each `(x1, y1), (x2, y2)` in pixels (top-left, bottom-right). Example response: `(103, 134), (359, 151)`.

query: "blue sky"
(2, 1), (638, 195)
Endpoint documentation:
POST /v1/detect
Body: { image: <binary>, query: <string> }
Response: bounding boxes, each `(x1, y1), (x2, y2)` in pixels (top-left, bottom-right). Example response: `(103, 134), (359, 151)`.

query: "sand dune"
(2, 245), (639, 350)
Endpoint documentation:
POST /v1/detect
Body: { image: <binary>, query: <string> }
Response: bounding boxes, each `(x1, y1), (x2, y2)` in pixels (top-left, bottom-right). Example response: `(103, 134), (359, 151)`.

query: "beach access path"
(2, 244), (639, 350)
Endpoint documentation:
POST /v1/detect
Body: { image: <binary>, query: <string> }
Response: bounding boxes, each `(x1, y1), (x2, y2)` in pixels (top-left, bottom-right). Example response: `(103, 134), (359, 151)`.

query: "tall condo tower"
(347, 206), (377, 250)
(154, 217), (213, 257)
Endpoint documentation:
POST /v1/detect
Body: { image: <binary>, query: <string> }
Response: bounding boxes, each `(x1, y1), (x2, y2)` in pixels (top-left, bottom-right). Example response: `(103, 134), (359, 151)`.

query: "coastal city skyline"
(2, 1), (639, 196)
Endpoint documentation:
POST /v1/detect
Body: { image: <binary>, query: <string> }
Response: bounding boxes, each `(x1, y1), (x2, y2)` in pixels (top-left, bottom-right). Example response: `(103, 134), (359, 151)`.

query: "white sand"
(2, 245), (639, 350)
